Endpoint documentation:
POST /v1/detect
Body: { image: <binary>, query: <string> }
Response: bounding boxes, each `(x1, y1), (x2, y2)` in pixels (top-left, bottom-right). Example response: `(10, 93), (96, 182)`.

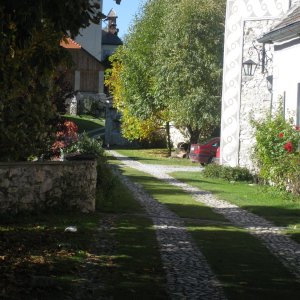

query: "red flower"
(64, 121), (78, 135)
(56, 131), (64, 138)
(284, 141), (293, 153)
(51, 140), (66, 151)
(279, 132), (284, 138)
(51, 119), (78, 156)
(63, 120), (78, 142)
(295, 125), (300, 131)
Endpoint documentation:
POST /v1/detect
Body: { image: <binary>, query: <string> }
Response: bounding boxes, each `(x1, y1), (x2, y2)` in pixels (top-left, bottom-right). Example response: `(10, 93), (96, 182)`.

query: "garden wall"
(0, 161), (97, 214)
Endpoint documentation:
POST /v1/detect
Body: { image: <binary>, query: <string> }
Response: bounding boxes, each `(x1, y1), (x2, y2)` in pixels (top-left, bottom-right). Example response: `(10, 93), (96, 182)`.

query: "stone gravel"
(109, 150), (300, 297)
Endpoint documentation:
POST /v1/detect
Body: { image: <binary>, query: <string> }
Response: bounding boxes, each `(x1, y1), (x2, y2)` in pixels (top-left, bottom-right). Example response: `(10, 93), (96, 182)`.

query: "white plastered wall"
(75, 0), (103, 61)
(221, 0), (289, 167)
(273, 41), (300, 121)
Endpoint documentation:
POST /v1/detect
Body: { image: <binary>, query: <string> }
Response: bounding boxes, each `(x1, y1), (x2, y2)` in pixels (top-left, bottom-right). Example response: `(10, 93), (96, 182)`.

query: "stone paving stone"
(111, 154), (227, 300)
(109, 151), (300, 282)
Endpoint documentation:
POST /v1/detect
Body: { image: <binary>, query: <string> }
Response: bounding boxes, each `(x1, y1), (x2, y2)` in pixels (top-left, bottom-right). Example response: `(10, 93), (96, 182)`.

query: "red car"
(212, 146), (220, 164)
(189, 137), (220, 165)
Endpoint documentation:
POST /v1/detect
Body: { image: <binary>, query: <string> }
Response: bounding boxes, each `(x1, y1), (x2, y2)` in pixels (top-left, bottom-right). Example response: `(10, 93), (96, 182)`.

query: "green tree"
(108, 0), (225, 150)
(121, 0), (168, 119)
(0, 0), (103, 161)
(154, 0), (226, 143)
(108, 0), (174, 153)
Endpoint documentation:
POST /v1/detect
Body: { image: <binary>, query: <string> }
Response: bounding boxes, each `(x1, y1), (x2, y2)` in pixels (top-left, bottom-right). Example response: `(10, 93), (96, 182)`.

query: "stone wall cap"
(0, 160), (96, 167)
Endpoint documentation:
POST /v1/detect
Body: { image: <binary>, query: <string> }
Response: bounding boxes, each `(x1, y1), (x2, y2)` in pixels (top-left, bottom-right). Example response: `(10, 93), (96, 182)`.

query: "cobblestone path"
(112, 152), (300, 286)
(112, 161), (227, 299)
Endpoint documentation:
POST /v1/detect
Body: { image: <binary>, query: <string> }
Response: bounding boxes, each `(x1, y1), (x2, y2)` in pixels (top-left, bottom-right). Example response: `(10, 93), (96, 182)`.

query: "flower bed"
(252, 105), (300, 194)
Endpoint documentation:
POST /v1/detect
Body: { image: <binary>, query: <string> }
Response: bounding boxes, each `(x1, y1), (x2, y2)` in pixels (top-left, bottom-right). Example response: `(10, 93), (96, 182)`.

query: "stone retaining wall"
(0, 161), (97, 214)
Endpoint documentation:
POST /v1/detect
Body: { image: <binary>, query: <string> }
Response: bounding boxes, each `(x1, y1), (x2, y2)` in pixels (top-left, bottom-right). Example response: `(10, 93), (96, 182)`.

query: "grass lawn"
(95, 167), (168, 299)
(0, 167), (168, 300)
(110, 157), (300, 299)
(0, 212), (103, 300)
(63, 114), (105, 133)
(114, 148), (196, 166)
(170, 171), (300, 243)
(111, 148), (300, 242)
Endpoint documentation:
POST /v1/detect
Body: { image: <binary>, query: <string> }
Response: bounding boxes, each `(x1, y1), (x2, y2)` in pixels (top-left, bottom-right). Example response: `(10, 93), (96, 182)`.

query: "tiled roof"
(258, 4), (300, 43)
(102, 30), (123, 45)
(273, 4), (300, 31)
(60, 37), (82, 49)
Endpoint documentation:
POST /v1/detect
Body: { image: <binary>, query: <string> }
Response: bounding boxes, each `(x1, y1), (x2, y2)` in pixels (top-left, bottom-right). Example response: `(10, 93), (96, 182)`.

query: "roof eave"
(258, 22), (300, 43)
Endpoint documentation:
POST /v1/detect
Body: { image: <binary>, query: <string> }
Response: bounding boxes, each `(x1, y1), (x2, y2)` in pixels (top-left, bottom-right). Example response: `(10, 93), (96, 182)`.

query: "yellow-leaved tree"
(105, 49), (166, 143)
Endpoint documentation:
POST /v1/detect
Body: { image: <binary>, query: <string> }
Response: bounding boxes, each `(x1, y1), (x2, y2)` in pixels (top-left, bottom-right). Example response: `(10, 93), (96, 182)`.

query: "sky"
(102, 0), (145, 39)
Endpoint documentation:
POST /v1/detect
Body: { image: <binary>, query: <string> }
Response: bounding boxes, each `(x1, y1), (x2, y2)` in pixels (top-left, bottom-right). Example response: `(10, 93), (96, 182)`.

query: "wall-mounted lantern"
(242, 41), (272, 76)
(242, 59), (257, 76)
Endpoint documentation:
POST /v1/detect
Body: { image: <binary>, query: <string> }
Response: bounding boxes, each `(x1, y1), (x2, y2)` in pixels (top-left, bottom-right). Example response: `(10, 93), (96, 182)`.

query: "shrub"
(221, 166), (253, 182)
(51, 120), (79, 158)
(139, 129), (167, 149)
(202, 163), (223, 178)
(252, 104), (300, 193)
(64, 132), (104, 158)
(203, 164), (253, 182)
(50, 121), (104, 160)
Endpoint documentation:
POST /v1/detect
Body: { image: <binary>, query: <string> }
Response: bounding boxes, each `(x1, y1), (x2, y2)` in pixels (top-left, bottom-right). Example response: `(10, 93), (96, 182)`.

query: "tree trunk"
(166, 122), (172, 156)
(187, 126), (201, 144)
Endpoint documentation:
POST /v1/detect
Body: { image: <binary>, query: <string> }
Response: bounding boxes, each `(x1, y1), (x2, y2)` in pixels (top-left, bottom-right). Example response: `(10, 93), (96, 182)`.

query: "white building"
(74, 1), (123, 60)
(75, 0), (104, 62)
(73, 1), (122, 96)
(221, 0), (300, 169)
(259, 4), (300, 126)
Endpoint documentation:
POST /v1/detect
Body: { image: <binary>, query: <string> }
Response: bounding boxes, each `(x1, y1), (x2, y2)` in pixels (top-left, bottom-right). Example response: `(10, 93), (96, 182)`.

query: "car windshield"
(200, 137), (219, 144)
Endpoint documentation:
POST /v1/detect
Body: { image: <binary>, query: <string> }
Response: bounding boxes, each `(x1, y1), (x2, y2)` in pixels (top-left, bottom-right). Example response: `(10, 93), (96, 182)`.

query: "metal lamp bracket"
(247, 41), (272, 74)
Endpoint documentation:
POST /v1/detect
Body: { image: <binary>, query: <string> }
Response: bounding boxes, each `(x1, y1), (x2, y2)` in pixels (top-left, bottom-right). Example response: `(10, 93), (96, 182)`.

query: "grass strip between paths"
(170, 171), (300, 244)
(113, 160), (300, 300)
